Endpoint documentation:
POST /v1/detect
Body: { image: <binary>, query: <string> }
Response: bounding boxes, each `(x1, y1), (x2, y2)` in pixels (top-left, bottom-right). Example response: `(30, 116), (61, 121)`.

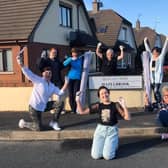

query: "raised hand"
(144, 37), (148, 42)
(166, 36), (168, 41)
(16, 46), (26, 66)
(97, 42), (102, 49)
(117, 97), (126, 108)
(119, 45), (124, 51)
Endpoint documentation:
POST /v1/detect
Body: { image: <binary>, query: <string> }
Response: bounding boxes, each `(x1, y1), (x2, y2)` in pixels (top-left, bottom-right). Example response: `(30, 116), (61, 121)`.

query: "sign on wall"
(89, 76), (142, 90)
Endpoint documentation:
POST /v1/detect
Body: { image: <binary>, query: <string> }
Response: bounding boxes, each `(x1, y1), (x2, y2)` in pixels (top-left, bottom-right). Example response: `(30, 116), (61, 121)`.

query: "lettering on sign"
(89, 76), (142, 90)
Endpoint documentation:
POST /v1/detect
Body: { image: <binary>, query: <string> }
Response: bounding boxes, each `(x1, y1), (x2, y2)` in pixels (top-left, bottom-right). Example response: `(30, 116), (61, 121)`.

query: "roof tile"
(0, 0), (50, 41)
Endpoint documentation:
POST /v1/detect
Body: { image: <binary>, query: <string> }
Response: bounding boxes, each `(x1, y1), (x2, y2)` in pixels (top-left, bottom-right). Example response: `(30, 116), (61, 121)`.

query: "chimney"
(92, 0), (103, 13)
(136, 19), (141, 30)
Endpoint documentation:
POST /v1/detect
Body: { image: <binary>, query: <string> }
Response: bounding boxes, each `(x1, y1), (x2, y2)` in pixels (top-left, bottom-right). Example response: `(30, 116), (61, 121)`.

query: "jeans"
(151, 83), (161, 104)
(68, 79), (80, 113)
(24, 101), (64, 131)
(91, 124), (119, 160)
(158, 110), (168, 127)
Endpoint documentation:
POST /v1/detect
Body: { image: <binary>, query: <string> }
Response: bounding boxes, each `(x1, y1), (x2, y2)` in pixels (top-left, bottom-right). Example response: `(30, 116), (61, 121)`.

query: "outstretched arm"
(161, 36), (168, 58)
(96, 42), (103, 59)
(117, 45), (124, 60)
(116, 97), (131, 120)
(16, 47), (41, 83)
(144, 37), (151, 53)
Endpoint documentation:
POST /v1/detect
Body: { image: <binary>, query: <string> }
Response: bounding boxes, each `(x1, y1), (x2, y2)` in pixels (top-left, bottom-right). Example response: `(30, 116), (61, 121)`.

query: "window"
(117, 58), (127, 69)
(120, 27), (127, 41)
(97, 26), (108, 33)
(0, 49), (13, 72)
(59, 4), (72, 28)
(117, 55), (127, 69)
(155, 35), (162, 48)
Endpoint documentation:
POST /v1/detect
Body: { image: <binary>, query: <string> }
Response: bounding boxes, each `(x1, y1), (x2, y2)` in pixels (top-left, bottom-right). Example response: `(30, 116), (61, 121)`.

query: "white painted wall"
(0, 87), (143, 111)
(33, 0), (93, 45)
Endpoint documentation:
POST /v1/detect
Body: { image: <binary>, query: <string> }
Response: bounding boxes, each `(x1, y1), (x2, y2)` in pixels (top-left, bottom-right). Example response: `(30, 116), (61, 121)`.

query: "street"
(0, 136), (168, 168)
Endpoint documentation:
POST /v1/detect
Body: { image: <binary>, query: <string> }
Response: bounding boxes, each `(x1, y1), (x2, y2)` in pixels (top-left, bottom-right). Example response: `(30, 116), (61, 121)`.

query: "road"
(0, 136), (168, 168)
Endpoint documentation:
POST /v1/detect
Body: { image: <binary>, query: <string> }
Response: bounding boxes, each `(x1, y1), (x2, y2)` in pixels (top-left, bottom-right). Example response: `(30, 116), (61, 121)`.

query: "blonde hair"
(161, 86), (168, 97)
(106, 48), (114, 55)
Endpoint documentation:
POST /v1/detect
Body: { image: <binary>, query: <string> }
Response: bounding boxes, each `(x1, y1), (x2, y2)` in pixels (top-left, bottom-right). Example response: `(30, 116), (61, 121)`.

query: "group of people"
(17, 47), (84, 131)
(16, 35), (168, 160)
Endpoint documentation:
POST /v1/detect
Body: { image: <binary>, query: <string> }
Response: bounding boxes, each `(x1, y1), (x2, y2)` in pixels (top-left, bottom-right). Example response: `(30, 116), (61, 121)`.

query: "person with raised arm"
(76, 86), (131, 160)
(144, 36), (168, 108)
(96, 43), (124, 75)
(16, 47), (68, 131)
(63, 48), (83, 114)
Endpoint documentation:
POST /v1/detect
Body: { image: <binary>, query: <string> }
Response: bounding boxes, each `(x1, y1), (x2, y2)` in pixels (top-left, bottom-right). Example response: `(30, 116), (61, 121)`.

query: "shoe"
(18, 119), (25, 128)
(49, 121), (61, 131)
(161, 133), (168, 140)
(61, 110), (66, 115)
(50, 109), (56, 114)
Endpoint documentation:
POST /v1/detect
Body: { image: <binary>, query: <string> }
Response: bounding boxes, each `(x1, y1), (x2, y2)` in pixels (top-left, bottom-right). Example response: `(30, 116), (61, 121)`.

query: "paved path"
(0, 110), (167, 141)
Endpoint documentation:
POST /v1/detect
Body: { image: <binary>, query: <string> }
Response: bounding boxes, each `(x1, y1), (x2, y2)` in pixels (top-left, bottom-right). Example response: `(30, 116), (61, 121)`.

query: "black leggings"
(68, 79), (81, 113)
(151, 83), (161, 103)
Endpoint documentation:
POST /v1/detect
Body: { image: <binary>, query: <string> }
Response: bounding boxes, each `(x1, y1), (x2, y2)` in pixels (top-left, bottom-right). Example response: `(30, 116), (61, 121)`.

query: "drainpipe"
(77, 3), (80, 32)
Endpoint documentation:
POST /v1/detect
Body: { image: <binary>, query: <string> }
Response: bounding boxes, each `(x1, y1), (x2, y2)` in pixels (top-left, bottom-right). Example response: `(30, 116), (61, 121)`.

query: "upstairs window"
(59, 4), (72, 28)
(120, 27), (127, 41)
(0, 49), (13, 72)
(97, 26), (108, 33)
(155, 34), (162, 48)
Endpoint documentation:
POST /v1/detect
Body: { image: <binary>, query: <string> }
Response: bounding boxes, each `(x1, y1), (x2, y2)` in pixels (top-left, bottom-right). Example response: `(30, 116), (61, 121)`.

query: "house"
(89, 0), (137, 73)
(0, 0), (97, 111)
(134, 19), (166, 72)
(0, 0), (97, 87)
(134, 19), (166, 50)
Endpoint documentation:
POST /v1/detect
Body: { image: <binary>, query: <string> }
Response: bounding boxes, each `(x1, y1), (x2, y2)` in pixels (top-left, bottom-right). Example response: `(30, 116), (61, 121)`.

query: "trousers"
(24, 101), (64, 131)
(91, 124), (119, 160)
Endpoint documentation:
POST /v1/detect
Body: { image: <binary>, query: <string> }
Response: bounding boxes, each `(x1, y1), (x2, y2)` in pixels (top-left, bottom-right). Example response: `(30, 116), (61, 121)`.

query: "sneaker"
(61, 110), (66, 115)
(49, 121), (61, 131)
(18, 119), (25, 128)
(161, 133), (168, 140)
(50, 109), (56, 114)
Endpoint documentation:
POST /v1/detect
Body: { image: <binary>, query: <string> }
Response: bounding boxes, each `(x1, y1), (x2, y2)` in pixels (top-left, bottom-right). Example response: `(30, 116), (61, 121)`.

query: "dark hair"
(71, 48), (79, 53)
(97, 86), (110, 97)
(42, 66), (52, 72)
(39, 58), (51, 73)
(152, 47), (161, 54)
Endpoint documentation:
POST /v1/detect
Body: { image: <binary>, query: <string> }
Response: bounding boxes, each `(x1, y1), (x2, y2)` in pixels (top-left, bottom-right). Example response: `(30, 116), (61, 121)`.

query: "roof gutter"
(0, 39), (28, 44)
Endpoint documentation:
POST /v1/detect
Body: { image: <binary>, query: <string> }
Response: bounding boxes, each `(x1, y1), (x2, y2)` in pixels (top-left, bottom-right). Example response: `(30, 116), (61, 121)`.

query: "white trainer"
(18, 119), (25, 128)
(49, 121), (61, 131)
(161, 133), (168, 140)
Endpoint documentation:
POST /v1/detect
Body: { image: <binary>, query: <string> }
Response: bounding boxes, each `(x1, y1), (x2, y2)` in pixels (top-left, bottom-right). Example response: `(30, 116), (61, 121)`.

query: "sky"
(83, 0), (168, 35)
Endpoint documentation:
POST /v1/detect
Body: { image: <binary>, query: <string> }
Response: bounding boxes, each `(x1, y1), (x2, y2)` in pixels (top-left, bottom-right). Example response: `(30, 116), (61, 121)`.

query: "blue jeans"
(91, 124), (118, 160)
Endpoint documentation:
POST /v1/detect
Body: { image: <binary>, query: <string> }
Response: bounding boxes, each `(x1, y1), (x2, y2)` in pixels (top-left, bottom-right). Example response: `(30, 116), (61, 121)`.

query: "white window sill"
(0, 72), (14, 75)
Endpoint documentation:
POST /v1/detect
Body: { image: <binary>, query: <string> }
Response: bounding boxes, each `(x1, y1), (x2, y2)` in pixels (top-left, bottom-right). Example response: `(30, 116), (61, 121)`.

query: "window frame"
(121, 27), (127, 42)
(59, 3), (72, 28)
(0, 48), (13, 73)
